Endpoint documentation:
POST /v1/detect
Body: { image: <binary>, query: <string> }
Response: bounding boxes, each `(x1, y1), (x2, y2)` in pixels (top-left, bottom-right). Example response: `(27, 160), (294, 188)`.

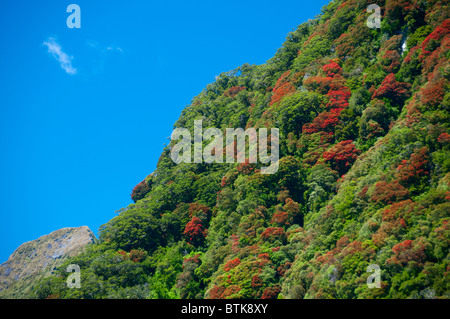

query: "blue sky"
(0, 0), (330, 263)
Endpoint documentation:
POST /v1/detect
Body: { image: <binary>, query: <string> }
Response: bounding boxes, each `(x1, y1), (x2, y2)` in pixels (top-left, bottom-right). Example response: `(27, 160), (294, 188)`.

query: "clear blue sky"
(0, 0), (330, 263)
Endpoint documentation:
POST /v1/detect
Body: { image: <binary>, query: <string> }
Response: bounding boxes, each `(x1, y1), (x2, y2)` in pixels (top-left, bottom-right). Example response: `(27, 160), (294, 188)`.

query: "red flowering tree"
(387, 239), (428, 267)
(420, 81), (445, 108)
(437, 132), (450, 144)
(303, 76), (334, 94)
(372, 73), (411, 106)
(326, 87), (351, 110)
(270, 70), (296, 106)
(261, 285), (281, 299)
(130, 179), (151, 203)
(322, 140), (360, 175)
(117, 249), (147, 263)
(223, 258), (241, 272)
(302, 111), (340, 134)
(381, 50), (401, 73)
(271, 211), (290, 227)
(421, 19), (450, 56)
(208, 285), (226, 299)
(183, 217), (207, 246)
(322, 60), (342, 77)
(396, 147), (429, 186)
(188, 202), (211, 224)
(371, 181), (410, 205)
(260, 227), (287, 244)
(224, 86), (246, 98)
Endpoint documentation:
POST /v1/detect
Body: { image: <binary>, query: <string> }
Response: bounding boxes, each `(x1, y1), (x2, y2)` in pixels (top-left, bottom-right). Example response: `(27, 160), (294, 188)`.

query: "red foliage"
(283, 198), (300, 215)
(382, 199), (420, 226)
(336, 235), (350, 249)
(326, 87), (351, 110)
(395, 147), (429, 185)
(223, 258), (241, 272)
(303, 76), (334, 94)
(372, 200), (423, 246)
(372, 73), (411, 105)
(251, 273), (263, 288)
(184, 254), (201, 265)
(271, 211), (290, 226)
(420, 81), (445, 107)
(270, 70), (296, 106)
(260, 227), (287, 243)
(188, 203), (211, 222)
(220, 176), (227, 187)
(387, 239), (427, 266)
(224, 86), (246, 98)
(322, 60), (342, 77)
(130, 179), (151, 203)
(277, 261), (292, 277)
(237, 159), (255, 175)
(371, 180), (410, 205)
(340, 240), (363, 258)
(381, 50), (401, 73)
(258, 253), (270, 260)
(437, 132), (450, 144)
(117, 249), (147, 263)
(222, 285), (241, 298)
(208, 285), (226, 299)
(421, 19), (450, 56)
(322, 140), (360, 174)
(261, 285), (281, 299)
(183, 217), (207, 246)
(302, 111), (340, 134)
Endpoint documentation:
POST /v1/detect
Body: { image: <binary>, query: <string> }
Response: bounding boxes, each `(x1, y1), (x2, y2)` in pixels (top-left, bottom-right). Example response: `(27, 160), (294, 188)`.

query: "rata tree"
(183, 216), (207, 247)
(322, 140), (361, 175)
(372, 73), (411, 106)
(131, 179), (151, 203)
(270, 70), (296, 106)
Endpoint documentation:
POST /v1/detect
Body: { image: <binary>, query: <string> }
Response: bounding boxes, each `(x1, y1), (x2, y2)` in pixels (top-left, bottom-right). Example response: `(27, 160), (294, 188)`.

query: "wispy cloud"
(87, 40), (124, 55)
(43, 37), (77, 75)
(106, 45), (124, 54)
(86, 40), (124, 74)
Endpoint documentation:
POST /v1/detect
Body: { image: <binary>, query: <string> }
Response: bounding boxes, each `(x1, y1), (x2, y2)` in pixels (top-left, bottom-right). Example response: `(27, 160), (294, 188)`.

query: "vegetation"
(30, 0), (449, 299)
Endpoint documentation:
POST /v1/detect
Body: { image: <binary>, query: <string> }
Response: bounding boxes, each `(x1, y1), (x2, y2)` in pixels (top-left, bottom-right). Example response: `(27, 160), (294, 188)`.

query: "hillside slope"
(28, 0), (449, 299)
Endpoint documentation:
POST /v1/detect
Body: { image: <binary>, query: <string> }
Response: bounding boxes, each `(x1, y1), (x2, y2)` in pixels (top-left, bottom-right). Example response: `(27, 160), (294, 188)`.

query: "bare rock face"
(0, 226), (95, 298)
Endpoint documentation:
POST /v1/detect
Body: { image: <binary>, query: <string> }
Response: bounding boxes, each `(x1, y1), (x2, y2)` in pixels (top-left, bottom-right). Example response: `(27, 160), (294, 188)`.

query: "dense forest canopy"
(30, 0), (449, 299)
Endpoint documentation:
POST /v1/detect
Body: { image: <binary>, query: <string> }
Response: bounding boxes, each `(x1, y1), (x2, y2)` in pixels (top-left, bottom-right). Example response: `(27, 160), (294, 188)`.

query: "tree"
(322, 140), (360, 175)
(183, 217), (207, 247)
(270, 70), (296, 106)
(396, 147), (429, 187)
(371, 181), (410, 205)
(372, 73), (411, 106)
(131, 179), (151, 203)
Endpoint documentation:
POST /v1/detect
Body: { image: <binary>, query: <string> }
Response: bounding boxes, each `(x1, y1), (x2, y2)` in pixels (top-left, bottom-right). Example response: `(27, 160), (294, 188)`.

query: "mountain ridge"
(0, 226), (95, 298)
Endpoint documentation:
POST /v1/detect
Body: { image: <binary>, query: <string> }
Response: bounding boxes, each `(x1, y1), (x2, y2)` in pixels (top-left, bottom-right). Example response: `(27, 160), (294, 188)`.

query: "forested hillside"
(31, 0), (449, 299)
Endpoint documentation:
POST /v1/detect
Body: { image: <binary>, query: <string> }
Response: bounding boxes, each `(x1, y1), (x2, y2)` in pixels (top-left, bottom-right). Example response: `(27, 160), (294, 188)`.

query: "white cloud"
(87, 40), (123, 55)
(43, 37), (77, 75)
(106, 46), (123, 54)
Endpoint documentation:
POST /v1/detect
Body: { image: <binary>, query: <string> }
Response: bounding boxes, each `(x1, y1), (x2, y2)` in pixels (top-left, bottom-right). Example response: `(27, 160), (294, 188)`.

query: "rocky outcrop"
(0, 226), (95, 298)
